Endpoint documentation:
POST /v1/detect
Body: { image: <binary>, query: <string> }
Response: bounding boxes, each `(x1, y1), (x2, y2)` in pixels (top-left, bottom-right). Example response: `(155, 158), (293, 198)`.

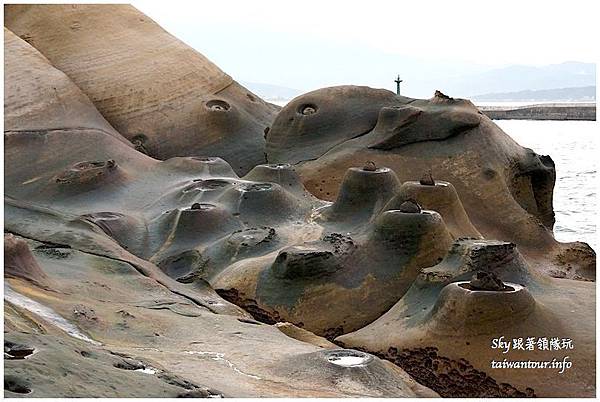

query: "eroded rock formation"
(3, 13), (433, 396)
(337, 239), (595, 397)
(3, 4), (595, 398)
(5, 4), (278, 175)
(266, 86), (595, 280)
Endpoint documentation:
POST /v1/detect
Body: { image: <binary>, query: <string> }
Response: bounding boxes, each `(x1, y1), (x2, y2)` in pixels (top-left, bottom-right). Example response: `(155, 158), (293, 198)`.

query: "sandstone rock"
(265, 85), (594, 280)
(5, 4), (278, 175)
(3, 4), (594, 398)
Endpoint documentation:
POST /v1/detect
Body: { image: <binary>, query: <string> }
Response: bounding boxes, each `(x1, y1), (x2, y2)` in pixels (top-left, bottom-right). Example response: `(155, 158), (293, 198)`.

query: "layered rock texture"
(4, 4), (595, 398)
(5, 4), (278, 175)
(266, 86), (595, 280)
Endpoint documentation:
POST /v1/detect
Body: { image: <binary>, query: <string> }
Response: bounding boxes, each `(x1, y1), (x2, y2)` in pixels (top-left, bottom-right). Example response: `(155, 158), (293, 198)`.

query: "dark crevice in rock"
(216, 288), (282, 325)
(322, 326), (345, 342)
(4, 341), (35, 359)
(237, 317), (262, 325)
(4, 375), (32, 394)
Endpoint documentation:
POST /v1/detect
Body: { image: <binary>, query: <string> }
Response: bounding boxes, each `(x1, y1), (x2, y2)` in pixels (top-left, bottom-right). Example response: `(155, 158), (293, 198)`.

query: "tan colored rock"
(3, 28), (126, 142)
(4, 234), (50, 288)
(274, 322), (337, 349)
(4, 30), (433, 395)
(337, 239), (595, 397)
(5, 4), (278, 174)
(266, 85), (595, 280)
(384, 180), (482, 239)
(4, 5), (594, 398)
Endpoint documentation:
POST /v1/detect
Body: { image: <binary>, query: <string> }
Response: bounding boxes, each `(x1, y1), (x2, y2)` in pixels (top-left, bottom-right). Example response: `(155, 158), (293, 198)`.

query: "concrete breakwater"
(479, 103), (596, 121)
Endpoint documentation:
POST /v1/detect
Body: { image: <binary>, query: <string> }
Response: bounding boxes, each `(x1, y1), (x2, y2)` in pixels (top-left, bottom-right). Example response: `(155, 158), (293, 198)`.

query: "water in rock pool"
(497, 120), (596, 251)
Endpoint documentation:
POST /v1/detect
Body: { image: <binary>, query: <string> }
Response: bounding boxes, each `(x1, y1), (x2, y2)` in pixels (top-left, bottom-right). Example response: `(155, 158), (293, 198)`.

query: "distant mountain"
(443, 62), (596, 98)
(242, 81), (303, 101)
(242, 62), (596, 102)
(472, 86), (596, 102)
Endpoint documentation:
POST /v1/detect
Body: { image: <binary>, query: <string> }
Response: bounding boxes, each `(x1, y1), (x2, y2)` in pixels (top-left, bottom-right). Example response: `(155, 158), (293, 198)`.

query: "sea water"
(269, 100), (597, 251)
(496, 120), (597, 251)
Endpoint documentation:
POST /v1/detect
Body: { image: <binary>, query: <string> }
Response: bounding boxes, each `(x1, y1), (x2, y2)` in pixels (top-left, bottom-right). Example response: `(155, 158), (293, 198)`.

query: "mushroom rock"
(243, 163), (313, 198)
(316, 166), (401, 227)
(336, 239), (595, 397)
(79, 212), (147, 256)
(213, 200), (453, 338)
(367, 209), (453, 273)
(266, 85), (595, 279)
(5, 4), (278, 175)
(149, 203), (243, 264)
(427, 280), (537, 336)
(4, 234), (51, 288)
(419, 239), (541, 289)
(383, 180), (482, 239)
(4, 5), (594, 398)
(199, 226), (282, 281)
(217, 181), (313, 226)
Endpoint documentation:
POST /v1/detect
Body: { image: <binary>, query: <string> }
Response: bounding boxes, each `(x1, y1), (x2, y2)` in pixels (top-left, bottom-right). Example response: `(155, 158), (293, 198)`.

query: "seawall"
(479, 103), (596, 121)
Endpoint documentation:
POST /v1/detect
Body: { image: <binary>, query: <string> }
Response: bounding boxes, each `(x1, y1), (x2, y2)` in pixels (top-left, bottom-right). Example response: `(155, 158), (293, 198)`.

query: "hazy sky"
(135, 0), (597, 94)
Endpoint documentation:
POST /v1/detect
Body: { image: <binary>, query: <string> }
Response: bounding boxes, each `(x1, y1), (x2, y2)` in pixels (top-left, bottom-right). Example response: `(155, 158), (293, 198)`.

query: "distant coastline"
(478, 103), (596, 121)
(471, 85), (595, 103)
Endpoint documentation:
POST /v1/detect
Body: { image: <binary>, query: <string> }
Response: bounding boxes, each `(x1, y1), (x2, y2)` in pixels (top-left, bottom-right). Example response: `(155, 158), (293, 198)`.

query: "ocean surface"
(497, 120), (597, 251)
(269, 99), (597, 250)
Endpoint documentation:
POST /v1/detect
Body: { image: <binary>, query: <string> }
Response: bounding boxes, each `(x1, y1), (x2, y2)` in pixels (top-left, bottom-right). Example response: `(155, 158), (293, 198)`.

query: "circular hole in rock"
(324, 349), (373, 367)
(79, 350), (93, 358)
(4, 376), (32, 394)
(297, 103), (318, 116)
(206, 99), (231, 112)
(4, 342), (36, 360)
